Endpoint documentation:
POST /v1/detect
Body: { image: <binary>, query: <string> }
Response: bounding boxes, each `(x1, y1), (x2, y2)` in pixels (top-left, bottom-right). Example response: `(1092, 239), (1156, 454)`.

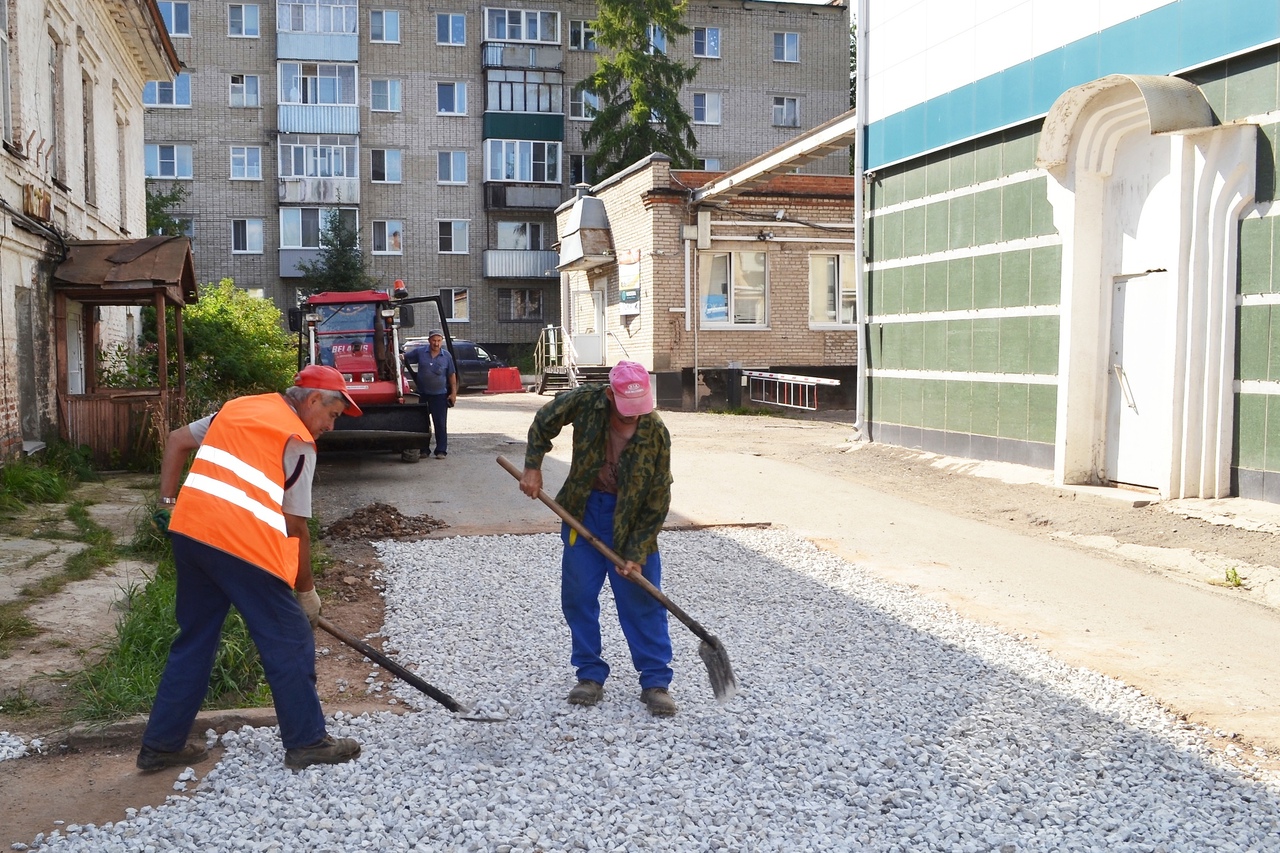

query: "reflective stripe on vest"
(169, 394), (312, 585)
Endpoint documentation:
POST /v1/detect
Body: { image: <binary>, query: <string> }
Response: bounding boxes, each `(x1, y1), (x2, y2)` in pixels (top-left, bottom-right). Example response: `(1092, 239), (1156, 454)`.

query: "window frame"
(773, 31), (799, 63)
(568, 154), (590, 186)
(569, 19), (596, 51)
(772, 96), (799, 128)
(369, 9), (400, 43)
(144, 73), (192, 108)
(436, 81), (467, 115)
(496, 221), (545, 251)
(232, 217), (264, 254)
(436, 12), (465, 45)
(502, 288), (544, 322)
(278, 135), (358, 178)
(370, 78), (402, 112)
(372, 219), (404, 254)
(228, 3), (260, 37)
(279, 207), (357, 249)
(568, 85), (598, 120)
(229, 145), (262, 180)
(693, 26), (720, 59)
(484, 8), (559, 44)
(439, 287), (470, 322)
(647, 24), (666, 55)
(229, 73), (261, 107)
(278, 62), (357, 106)
(159, 1), (190, 36)
(277, 0), (357, 36)
(370, 148), (402, 183)
(698, 250), (769, 328)
(484, 138), (561, 184)
(144, 143), (194, 179)
(437, 219), (469, 254)
(808, 252), (857, 327)
(437, 150), (467, 184)
(0, 3), (10, 144)
(692, 91), (721, 125)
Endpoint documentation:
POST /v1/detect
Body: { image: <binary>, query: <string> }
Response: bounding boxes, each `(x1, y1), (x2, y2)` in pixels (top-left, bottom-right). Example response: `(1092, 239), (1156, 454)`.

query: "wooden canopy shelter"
(52, 236), (198, 465)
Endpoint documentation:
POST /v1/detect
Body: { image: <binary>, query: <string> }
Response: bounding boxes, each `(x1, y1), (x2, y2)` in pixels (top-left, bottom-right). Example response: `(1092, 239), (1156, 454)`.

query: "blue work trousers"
(561, 490), (673, 690)
(142, 533), (326, 752)
(423, 392), (450, 455)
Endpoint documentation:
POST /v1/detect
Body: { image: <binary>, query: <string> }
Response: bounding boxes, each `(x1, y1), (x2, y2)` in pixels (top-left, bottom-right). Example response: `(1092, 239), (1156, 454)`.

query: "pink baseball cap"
(294, 365), (362, 416)
(608, 361), (653, 417)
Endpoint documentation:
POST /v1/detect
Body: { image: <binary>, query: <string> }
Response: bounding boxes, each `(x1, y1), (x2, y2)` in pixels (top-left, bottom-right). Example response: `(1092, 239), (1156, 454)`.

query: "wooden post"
(155, 292), (168, 393)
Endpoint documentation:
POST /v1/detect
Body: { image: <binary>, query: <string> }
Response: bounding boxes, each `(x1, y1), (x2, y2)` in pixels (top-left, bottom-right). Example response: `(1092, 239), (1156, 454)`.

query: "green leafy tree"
(582, 0), (699, 180)
(145, 180), (188, 236)
(294, 210), (378, 295)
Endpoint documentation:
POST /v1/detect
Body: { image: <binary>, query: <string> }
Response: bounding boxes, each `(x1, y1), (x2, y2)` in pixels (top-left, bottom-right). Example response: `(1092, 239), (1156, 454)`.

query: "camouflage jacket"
(524, 384), (672, 563)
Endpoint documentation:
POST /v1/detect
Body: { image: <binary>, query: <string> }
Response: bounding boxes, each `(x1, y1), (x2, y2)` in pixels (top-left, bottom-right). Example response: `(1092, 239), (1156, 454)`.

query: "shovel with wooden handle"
(316, 617), (508, 722)
(497, 455), (739, 704)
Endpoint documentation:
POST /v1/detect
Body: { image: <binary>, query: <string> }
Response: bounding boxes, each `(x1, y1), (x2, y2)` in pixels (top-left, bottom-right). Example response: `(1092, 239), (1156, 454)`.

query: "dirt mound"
(323, 503), (447, 540)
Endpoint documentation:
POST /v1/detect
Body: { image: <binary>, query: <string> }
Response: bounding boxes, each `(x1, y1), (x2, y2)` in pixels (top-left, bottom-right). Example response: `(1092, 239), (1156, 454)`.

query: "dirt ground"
(2, 397), (1278, 847)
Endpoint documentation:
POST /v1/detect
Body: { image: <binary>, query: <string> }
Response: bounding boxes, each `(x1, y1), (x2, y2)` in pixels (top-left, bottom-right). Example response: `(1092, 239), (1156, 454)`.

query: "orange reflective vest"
(169, 393), (313, 586)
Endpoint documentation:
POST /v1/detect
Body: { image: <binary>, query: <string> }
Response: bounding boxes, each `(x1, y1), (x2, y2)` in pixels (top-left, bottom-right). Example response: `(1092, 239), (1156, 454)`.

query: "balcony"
(279, 176), (360, 204)
(278, 103), (359, 134)
(280, 247), (322, 278)
(484, 182), (563, 211)
(483, 250), (561, 279)
(277, 31), (358, 62)
(482, 41), (563, 70)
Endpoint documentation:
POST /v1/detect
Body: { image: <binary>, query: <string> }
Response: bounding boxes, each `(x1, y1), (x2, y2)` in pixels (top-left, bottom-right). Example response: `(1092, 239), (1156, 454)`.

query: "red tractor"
(290, 287), (450, 462)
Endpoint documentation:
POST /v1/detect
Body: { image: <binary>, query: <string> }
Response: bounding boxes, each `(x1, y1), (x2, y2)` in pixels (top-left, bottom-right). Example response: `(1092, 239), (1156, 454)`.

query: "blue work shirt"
(404, 346), (456, 396)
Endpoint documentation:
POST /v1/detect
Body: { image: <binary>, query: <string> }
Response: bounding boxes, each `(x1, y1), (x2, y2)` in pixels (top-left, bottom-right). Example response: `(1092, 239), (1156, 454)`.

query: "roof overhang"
(53, 236), (197, 306)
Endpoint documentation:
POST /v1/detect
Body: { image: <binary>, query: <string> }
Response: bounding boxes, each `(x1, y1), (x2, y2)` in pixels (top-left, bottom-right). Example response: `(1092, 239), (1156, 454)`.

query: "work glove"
(296, 588), (321, 627)
(151, 509), (171, 534)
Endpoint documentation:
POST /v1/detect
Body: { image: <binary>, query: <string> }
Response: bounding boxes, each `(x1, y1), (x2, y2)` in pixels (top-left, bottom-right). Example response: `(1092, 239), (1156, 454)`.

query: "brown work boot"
(639, 686), (678, 717)
(566, 679), (604, 706)
(136, 741), (209, 772)
(284, 735), (361, 770)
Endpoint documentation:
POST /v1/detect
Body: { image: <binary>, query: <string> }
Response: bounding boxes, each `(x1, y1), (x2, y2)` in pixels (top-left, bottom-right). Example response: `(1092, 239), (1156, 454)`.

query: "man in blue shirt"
(403, 329), (457, 458)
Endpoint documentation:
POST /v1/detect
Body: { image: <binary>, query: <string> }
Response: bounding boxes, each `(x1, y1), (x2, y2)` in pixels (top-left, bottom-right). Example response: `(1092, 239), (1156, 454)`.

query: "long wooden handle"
(317, 616), (465, 713)
(496, 455), (717, 646)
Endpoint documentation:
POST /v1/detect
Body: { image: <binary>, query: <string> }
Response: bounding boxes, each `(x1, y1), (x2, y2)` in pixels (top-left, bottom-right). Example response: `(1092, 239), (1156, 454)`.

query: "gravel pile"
(0, 731), (27, 761)
(26, 528), (1280, 852)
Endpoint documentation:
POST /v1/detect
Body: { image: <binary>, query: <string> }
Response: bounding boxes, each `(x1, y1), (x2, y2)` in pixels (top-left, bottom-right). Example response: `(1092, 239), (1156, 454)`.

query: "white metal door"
(570, 289), (604, 365)
(66, 302), (85, 395)
(1105, 272), (1173, 489)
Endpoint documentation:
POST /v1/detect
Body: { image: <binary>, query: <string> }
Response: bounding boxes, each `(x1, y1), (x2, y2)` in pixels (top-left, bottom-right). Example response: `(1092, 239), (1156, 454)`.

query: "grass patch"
(0, 688), (46, 717)
(703, 405), (796, 418)
(17, 503), (117, 600)
(0, 601), (39, 655)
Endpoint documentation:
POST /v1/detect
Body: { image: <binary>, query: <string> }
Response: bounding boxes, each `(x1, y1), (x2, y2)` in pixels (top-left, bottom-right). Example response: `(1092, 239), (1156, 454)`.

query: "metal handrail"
(605, 330), (631, 361)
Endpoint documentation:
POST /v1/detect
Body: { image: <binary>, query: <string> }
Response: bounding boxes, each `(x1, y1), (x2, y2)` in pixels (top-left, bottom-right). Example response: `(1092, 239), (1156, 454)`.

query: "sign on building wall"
(618, 248), (640, 316)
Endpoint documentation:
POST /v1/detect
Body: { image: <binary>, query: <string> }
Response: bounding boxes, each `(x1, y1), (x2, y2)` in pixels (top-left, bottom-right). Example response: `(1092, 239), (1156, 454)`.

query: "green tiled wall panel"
(949, 193), (976, 250)
(1271, 306), (1280, 382)
(946, 320), (973, 372)
(1234, 393), (1265, 468)
(974, 188), (1002, 246)
(902, 265), (925, 313)
(972, 317), (1000, 371)
(880, 266), (903, 314)
(900, 322), (925, 369)
(926, 154), (951, 196)
(1031, 178), (1056, 236)
(881, 210), (904, 261)
(974, 139), (1002, 184)
(951, 144), (975, 189)
(1001, 249), (1032, 308)
(998, 382), (1029, 441)
(1027, 384), (1058, 444)
(1028, 315), (1061, 375)
(1237, 217), (1274, 295)
(1237, 305), (1271, 381)
(925, 202), (950, 255)
(1267, 395), (1280, 472)
(904, 165), (927, 204)
(901, 378), (925, 426)
(922, 319), (947, 370)
(903, 206), (926, 257)
(1002, 181), (1033, 241)
(946, 380), (973, 432)
(1030, 244), (1063, 304)
(924, 261), (949, 312)
(970, 381), (1000, 435)
(1222, 48), (1279, 124)
(949, 258), (975, 310)
(973, 254), (1001, 309)
(922, 378), (947, 428)
(998, 316), (1032, 375)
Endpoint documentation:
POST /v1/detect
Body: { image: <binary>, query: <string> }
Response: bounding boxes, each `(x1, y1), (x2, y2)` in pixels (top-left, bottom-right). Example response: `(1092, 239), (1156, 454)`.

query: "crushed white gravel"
(0, 731), (28, 761)
(26, 528), (1280, 852)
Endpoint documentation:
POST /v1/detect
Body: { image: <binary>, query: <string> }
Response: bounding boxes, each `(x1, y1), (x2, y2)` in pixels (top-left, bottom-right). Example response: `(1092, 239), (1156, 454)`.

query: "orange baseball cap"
(294, 365), (362, 416)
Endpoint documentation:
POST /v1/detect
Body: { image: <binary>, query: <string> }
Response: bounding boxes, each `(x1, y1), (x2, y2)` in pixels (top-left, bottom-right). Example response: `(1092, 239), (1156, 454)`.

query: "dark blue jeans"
(423, 392), (450, 454)
(142, 533), (326, 751)
(561, 490), (673, 690)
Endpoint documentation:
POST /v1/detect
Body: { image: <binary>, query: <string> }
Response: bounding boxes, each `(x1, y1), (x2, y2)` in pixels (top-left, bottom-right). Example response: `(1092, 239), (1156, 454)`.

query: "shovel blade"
(698, 637), (739, 704)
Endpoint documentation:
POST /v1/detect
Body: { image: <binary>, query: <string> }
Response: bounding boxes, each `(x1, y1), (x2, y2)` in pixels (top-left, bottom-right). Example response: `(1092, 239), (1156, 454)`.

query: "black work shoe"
(640, 686), (678, 717)
(284, 735), (361, 770)
(566, 679), (604, 706)
(136, 741), (209, 772)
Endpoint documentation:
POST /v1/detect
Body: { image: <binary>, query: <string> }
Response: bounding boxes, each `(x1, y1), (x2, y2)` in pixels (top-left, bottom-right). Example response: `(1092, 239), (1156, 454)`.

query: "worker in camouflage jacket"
(519, 361), (677, 716)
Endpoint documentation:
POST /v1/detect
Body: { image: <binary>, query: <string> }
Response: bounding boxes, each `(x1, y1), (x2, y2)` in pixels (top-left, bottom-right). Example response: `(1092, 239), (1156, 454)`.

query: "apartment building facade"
(142, 0), (851, 355)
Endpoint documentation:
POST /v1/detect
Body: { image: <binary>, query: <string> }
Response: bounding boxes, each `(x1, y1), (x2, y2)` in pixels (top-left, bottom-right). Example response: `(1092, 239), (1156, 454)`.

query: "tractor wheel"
(400, 448), (421, 463)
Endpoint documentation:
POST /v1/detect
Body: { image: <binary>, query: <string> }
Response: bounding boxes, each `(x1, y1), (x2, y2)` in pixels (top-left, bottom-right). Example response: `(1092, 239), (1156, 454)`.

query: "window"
(229, 4), (260, 37)
(485, 139), (560, 183)
(497, 221), (545, 250)
(697, 157), (722, 170)
(772, 96), (799, 128)
(159, 1), (190, 36)
(232, 218), (263, 253)
(501, 288), (544, 321)
(438, 150), (466, 183)
(436, 12), (465, 44)
(48, 38), (64, 181)
(486, 69), (562, 113)
(245, 287), (266, 299)
(280, 207), (356, 248)
(437, 82), (467, 115)
(145, 143), (193, 179)
(372, 220), (403, 254)
(371, 149), (401, 182)
(440, 288), (469, 322)
(279, 135), (357, 177)
(229, 74), (260, 107)
(693, 92), (721, 125)
(371, 79), (401, 112)
(82, 73), (95, 204)
(279, 62), (357, 105)
(693, 26), (719, 58)
(144, 73), (192, 107)
(569, 19), (596, 51)
(773, 32), (799, 63)
(809, 254), (856, 325)
(438, 220), (468, 253)
(485, 8), (558, 43)
(278, 0), (356, 35)
(647, 24), (666, 55)
(0, 3), (10, 144)
(699, 251), (767, 326)
(569, 85), (597, 119)
(230, 146), (262, 179)
(569, 154), (590, 186)
(370, 10), (400, 42)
